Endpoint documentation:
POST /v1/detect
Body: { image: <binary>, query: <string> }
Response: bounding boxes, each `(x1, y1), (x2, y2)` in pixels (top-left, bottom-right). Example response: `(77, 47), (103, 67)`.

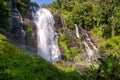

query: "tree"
(111, 6), (120, 37)
(11, 0), (31, 17)
(0, 0), (10, 30)
(72, 1), (92, 29)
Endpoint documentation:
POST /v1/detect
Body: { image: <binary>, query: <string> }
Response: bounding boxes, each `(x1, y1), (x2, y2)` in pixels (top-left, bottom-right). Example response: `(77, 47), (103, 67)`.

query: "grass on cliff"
(0, 34), (81, 80)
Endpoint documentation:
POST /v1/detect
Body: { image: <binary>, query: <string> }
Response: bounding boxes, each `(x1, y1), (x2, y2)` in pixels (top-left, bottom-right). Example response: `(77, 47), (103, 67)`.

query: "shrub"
(91, 27), (102, 37)
(82, 55), (120, 80)
(99, 36), (120, 59)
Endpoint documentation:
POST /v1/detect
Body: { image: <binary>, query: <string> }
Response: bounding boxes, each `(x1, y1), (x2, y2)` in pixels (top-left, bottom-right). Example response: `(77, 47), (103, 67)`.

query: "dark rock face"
(9, 0), (37, 46)
(57, 28), (81, 55)
(54, 14), (64, 28)
(11, 8), (23, 41)
(22, 9), (37, 46)
(24, 18), (37, 46)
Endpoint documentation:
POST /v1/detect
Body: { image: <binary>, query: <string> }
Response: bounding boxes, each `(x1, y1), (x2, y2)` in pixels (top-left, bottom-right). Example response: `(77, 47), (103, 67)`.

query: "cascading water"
(83, 29), (99, 61)
(84, 30), (97, 51)
(33, 8), (61, 63)
(83, 41), (94, 61)
(74, 24), (80, 38)
(78, 27), (97, 61)
(73, 25), (94, 61)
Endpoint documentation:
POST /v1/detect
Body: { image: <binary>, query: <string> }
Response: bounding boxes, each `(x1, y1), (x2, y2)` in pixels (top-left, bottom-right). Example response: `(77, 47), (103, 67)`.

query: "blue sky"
(31, 0), (55, 6)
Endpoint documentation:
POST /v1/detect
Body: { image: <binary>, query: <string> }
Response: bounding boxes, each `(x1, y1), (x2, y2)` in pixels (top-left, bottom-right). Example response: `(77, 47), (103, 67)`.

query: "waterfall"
(83, 41), (94, 61)
(33, 8), (61, 63)
(84, 30), (97, 51)
(79, 27), (97, 61)
(74, 24), (80, 38)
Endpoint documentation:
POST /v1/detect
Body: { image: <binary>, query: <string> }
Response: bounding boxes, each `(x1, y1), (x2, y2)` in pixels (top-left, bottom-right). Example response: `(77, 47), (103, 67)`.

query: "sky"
(31, 0), (55, 6)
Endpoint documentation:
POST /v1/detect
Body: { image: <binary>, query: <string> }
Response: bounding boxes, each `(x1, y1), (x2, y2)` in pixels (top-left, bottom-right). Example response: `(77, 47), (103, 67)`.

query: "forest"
(0, 0), (120, 79)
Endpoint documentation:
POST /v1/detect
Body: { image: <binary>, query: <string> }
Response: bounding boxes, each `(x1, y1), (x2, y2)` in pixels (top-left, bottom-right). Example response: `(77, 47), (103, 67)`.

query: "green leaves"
(82, 55), (120, 80)
(98, 57), (112, 73)
(0, 34), (8, 42)
(48, 0), (120, 39)
(99, 36), (120, 60)
(0, 34), (81, 80)
(70, 47), (79, 57)
(0, 0), (11, 30)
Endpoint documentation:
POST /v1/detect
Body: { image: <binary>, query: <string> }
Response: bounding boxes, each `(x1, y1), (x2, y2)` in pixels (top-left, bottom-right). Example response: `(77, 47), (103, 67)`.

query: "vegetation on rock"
(0, 0), (11, 30)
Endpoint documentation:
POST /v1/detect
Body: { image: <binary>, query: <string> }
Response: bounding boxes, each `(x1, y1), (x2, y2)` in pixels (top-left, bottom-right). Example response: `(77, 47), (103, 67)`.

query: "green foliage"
(59, 33), (79, 60)
(47, 0), (120, 39)
(99, 36), (120, 58)
(91, 27), (103, 37)
(11, 0), (38, 17)
(59, 33), (72, 60)
(79, 55), (84, 61)
(0, 0), (11, 30)
(19, 7), (27, 17)
(59, 33), (68, 44)
(30, 2), (39, 8)
(113, 6), (120, 36)
(92, 4), (102, 27)
(75, 1), (92, 29)
(24, 26), (33, 46)
(59, 33), (68, 52)
(0, 34), (8, 42)
(70, 47), (79, 57)
(82, 55), (120, 80)
(58, 65), (82, 80)
(25, 26), (32, 35)
(0, 34), (81, 80)
(65, 49), (72, 60)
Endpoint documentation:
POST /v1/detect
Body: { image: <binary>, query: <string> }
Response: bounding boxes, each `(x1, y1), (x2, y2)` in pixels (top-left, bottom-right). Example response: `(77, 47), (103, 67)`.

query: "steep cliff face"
(23, 10), (37, 46)
(5, 0), (37, 47)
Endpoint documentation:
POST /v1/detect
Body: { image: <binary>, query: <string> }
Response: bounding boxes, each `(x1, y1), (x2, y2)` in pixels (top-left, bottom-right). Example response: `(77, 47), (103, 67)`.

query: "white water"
(74, 24), (80, 38)
(33, 8), (61, 63)
(84, 30), (97, 51)
(73, 25), (95, 60)
(79, 27), (97, 61)
(83, 41), (94, 61)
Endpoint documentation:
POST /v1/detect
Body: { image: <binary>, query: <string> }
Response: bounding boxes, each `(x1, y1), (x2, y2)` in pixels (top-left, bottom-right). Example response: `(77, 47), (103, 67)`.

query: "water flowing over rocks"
(5, 0), (100, 66)
(33, 8), (61, 63)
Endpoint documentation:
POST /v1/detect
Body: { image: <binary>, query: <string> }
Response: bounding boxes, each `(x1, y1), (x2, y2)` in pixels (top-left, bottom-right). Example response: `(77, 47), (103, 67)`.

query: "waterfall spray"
(33, 8), (61, 63)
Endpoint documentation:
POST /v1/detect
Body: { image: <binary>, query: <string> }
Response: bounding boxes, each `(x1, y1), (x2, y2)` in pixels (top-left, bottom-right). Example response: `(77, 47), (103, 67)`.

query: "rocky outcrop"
(11, 8), (24, 41)
(23, 13), (37, 46)
(5, 0), (37, 47)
